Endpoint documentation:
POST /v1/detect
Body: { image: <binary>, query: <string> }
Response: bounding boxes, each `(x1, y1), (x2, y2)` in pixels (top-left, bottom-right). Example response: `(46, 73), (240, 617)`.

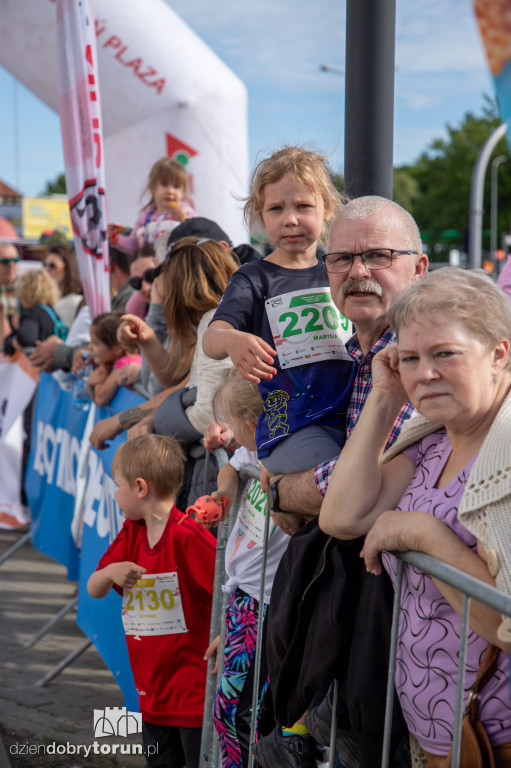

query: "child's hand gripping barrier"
(179, 495), (226, 525)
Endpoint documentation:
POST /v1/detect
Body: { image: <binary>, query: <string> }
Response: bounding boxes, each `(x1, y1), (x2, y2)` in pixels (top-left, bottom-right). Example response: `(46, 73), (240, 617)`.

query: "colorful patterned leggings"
(213, 588), (268, 768)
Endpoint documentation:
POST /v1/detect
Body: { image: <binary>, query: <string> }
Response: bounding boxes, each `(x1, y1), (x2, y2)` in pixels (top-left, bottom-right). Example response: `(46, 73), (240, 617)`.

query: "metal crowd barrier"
(200, 464), (263, 768)
(380, 552), (511, 768)
(199, 469), (511, 768)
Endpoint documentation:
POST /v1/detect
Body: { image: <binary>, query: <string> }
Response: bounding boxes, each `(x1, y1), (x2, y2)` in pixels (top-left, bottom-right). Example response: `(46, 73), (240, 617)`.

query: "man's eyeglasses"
(0, 257), (19, 266)
(129, 268), (156, 291)
(323, 249), (418, 274)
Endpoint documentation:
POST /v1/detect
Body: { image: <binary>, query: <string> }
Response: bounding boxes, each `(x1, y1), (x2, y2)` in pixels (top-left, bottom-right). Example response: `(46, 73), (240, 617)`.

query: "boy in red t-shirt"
(87, 434), (216, 768)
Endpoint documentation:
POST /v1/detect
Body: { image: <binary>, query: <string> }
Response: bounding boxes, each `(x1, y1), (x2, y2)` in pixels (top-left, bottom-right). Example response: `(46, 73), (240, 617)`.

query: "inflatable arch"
(0, 0), (249, 243)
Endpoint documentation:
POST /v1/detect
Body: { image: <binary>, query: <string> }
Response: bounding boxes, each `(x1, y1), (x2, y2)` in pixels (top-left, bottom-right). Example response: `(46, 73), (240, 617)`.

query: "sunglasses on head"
(129, 268), (156, 291)
(0, 257), (19, 266)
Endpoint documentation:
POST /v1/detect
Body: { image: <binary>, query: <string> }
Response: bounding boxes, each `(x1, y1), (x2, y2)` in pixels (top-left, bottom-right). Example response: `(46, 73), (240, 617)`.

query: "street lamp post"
(344, 0), (396, 200)
(468, 123), (507, 269)
(491, 154), (507, 262)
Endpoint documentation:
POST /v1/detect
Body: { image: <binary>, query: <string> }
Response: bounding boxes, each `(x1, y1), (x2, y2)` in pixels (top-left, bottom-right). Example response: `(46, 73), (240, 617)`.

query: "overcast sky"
(0, 0), (495, 197)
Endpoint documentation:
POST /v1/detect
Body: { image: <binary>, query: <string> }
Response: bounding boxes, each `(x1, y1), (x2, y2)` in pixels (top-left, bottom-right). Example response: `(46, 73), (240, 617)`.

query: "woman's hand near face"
(118, 315), (155, 347)
(150, 276), (164, 305)
(371, 344), (409, 408)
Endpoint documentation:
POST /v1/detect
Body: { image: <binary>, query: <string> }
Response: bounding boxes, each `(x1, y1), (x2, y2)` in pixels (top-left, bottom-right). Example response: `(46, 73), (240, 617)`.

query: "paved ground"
(0, 527), (143, 768)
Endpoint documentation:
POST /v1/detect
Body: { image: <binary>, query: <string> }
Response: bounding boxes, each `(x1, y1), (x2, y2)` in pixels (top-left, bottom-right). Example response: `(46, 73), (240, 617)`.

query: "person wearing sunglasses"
(124, 244), (157, 321)
(0, 243), (20, 348)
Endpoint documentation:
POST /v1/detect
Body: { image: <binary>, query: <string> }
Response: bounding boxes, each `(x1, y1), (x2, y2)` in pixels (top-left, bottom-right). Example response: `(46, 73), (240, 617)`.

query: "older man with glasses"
(254, 196), (429, 768)
(0, 243), (20, 348)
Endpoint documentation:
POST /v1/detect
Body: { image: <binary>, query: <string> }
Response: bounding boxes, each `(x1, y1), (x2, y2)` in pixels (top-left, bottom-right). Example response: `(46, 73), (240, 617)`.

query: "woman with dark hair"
(43, 245), (83, 327)
(89, 237), (239, 502)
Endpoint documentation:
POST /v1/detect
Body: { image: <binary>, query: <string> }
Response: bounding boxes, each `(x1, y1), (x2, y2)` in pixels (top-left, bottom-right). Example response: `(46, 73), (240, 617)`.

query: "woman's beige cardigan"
(382, 389), (511, 641)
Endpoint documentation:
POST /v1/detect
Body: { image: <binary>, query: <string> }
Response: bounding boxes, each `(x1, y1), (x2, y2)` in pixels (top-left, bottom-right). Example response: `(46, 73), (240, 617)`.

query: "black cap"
(152, 217), (234, 278)
(167, 217), (233, 251)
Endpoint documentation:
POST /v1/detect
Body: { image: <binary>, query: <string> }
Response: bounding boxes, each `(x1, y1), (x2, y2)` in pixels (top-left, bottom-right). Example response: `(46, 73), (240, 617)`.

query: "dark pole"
(344, 0), (396, 199)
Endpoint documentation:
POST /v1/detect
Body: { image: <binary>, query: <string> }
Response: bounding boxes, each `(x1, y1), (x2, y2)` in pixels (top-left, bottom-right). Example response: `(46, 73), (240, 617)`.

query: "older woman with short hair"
(320, 267), (511, 767)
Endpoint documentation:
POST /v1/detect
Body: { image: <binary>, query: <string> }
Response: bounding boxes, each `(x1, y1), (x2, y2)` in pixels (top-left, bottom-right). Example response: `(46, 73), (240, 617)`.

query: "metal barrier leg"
(381, 559), (404, 768)
(451, 594), (470, 768)
(34, 639), (92, 687)
(0, 530), (31, 567)
(200, 516), (230, 768)
(199, 452), (245, 768)
(328, 679), (338, 768)
(24, 596), (78, 649)
(247, 499), (271, 768)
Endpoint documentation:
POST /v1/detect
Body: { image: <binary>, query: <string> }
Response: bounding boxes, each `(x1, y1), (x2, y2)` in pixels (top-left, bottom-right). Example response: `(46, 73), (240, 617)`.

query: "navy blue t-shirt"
(212, 260), (355, 459)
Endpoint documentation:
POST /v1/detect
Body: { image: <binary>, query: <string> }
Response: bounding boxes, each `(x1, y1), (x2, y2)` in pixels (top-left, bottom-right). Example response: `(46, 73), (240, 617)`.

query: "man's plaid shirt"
(314, 327), (415, 495)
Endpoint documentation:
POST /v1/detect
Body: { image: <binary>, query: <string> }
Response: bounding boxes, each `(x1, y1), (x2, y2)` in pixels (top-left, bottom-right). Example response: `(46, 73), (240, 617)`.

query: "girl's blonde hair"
(144, 157), (189, 207)
(244, 145), (346, 241)
(16, 268), (60, 308)
(213, 368), (264, 426)
(161, 237), (239, 382)
(112, 434), (185, 499)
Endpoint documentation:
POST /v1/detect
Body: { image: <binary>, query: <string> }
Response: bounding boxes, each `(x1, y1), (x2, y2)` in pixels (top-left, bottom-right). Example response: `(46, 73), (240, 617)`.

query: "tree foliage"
(393, 168), (420, 212)
(397, 96), (511, 260)
(40, 173), (66, 196)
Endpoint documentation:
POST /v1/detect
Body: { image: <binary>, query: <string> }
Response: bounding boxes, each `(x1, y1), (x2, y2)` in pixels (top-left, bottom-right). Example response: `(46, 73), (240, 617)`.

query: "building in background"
(0, 179), (22, 233)
(22, 195), (72, 242)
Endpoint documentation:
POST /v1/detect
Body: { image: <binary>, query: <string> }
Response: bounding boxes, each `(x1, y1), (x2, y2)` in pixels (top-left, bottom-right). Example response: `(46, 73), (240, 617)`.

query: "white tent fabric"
(0, 0), (249, 244)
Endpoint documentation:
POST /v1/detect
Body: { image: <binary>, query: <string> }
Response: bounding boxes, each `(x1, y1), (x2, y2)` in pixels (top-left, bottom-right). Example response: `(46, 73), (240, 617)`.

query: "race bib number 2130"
(122, 572), (187, 636)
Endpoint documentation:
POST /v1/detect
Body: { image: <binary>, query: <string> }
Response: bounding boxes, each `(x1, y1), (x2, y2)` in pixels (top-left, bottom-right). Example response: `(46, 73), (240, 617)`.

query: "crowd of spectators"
(4, 146), (511, 768)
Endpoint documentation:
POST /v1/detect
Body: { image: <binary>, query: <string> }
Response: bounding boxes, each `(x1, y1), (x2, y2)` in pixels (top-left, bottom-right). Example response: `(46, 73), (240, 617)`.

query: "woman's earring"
(493, 376), (498, 384)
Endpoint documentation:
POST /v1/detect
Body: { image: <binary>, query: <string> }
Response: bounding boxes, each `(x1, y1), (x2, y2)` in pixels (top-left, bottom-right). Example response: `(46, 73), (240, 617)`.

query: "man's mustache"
(341, 279), (383, 297)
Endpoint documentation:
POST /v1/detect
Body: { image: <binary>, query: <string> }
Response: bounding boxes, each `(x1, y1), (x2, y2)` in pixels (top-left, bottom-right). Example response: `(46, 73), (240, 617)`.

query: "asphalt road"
(0, 527), (142, 768)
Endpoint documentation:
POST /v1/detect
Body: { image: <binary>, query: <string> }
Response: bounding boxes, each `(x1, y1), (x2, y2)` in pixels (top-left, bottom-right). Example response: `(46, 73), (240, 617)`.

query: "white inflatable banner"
(56, 0), (111, 317)
(0, 353), (38, 529)
(0, 0), (249, 244)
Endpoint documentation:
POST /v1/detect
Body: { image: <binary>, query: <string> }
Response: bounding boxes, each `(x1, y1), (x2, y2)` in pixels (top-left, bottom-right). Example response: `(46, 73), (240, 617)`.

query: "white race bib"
(236, 478), (271, 547)
(265, 287), (352, 369)
(122, 572), (188, 636)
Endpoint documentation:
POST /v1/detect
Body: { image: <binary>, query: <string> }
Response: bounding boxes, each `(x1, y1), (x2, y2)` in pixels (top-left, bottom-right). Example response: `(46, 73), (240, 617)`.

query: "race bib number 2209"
(266, 288), (352, 369)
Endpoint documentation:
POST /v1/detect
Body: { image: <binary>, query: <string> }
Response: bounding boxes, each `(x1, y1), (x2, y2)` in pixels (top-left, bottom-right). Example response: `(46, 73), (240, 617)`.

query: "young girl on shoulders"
(109, 157), (197, 257)
(87, 311), (142, 407)
(202, 146), (354, 474)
